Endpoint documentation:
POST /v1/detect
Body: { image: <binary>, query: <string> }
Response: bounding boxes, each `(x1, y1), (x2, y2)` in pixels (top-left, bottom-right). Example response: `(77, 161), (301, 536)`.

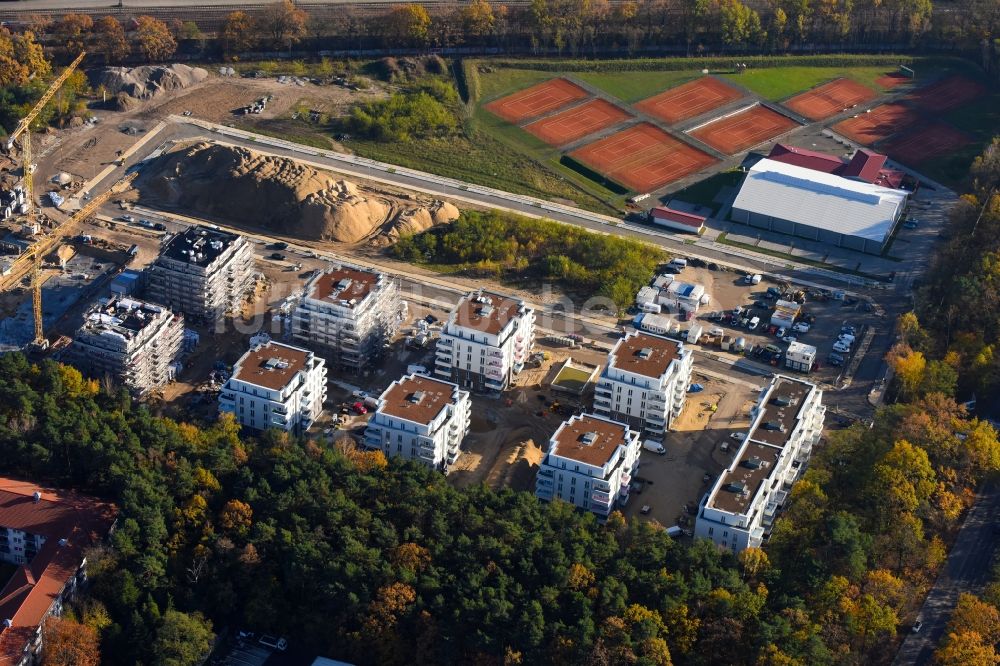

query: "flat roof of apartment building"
(81, 297), (171, 337)
(379, 374), (459, 425)
(610, 331), (681, 378)
(0, 478), (117, 666)
(232, 342), (311, 391)
(710, 441), (782, 515)
(160, 225), (242, 267)
(551, 414), (632, 468)
(309, 267), (378, 307)
(453, 291), (524, 335)
(747, 377), (812, 448)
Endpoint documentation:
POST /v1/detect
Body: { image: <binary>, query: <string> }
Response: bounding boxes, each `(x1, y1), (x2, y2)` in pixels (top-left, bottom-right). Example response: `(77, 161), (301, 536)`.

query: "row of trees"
(20, 13), (180, 63)
(392, 209), (666, 311)
(15, 0), (999, 62)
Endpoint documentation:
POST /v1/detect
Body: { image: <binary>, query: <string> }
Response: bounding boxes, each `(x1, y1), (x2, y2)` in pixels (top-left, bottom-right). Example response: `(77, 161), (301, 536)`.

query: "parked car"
(793, 322), (811, 333)
(748, 316), (760, 330)
(688, 383), (705, 393)
(730, 432), (746, 441)
(838, 333), (857, 344)
(833, 341), (852, 354)
(912, 620), (923, 634)
(120, 214), (135, 223)
(764, 344), (782, 354)
(775, 327), (787, 339)
(904, 219), (919, 229)
(640, 504), (652, 515)
(841, 325), (857, 335)
(269, 241), (289, 250)
(351, 401), (368, 415)
(782, 336), (797, 345)
(152, 222), (167, 231)
(270, 252), (286, 260)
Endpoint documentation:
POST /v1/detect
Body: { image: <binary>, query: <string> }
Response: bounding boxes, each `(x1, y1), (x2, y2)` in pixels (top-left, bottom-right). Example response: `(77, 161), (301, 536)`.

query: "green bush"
(393, 209), (664, 310)
(483, 54), (917, 73)
(346, 80), (458, 142)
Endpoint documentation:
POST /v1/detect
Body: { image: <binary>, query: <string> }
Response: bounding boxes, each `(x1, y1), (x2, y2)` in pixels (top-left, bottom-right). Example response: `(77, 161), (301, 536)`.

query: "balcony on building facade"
(536, 486), (554, 501)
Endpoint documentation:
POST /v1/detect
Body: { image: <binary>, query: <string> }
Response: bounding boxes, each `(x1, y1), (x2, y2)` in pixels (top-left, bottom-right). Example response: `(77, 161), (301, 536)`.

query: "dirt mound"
(140, 142), (458, 243)
(91, 64), (209, 110)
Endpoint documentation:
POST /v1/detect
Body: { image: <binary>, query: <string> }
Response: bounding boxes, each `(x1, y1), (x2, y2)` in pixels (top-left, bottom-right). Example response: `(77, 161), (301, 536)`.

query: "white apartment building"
(66, 296), (184, 395)
(364, 373), (471, 472)
(434, 290), (535, 392)
(292, 266), (402, 373)
(219, 341), (327, 434)
(535, 414), (641, 519)
(146, 225), (255, 323)
(593, 331), (694, 437)
(695, 375), (825, 553)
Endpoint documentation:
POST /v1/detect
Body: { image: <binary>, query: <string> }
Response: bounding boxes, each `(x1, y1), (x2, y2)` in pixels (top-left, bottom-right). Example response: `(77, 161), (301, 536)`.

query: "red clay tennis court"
(484, 78), (589, 123)
(882, 123), (973, 165)
(906, 75), (988, 113)
(634, 77), (744, 125)
(832, 103), (921, 145)
(569, 122), (717, 192)
(523, 99), (632, 146)
(783, 78), (876, 121)
(875, 72), (910, 89)
(689, 105), (799, 154)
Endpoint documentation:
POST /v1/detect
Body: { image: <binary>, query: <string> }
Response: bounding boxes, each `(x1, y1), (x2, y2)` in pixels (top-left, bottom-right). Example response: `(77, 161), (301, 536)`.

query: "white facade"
(695, 376), (825, 552)
(785, 341), (817, 373)
(593, 331), (694, 437)
(364, 374), (471, 472)
(535, 414), (641, 519)
(657, 280), (706, 314)
(434, 290), (535, 392)
(219, 341), (327, 434)
(292, 266), (402, 372)
(730, 158), (908, 255)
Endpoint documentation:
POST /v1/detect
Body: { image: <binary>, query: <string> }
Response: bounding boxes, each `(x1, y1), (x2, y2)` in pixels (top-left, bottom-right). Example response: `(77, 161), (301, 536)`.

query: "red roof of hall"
(651, 206), (706, 227)
(0, 478), (117, 666)
(767, 144), (845, 174)
(842, 149), (887, 182)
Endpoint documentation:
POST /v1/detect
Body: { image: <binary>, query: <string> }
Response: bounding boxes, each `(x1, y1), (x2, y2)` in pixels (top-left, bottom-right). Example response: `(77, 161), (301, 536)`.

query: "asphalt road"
(893, 480), (1000, 665)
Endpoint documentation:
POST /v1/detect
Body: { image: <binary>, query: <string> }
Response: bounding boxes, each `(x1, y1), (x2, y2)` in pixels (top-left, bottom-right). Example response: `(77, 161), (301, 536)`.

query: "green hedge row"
(456, 59), (481, 106)
(559, 155), (630, 195)
(483, 54), (919, 73)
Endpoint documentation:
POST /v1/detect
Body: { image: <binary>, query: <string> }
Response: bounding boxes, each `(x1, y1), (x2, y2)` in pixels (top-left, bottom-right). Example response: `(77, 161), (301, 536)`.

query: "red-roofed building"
(765, 144), (905, 189)
(0, 478), (117, 666)
(649, 206), (706, 234)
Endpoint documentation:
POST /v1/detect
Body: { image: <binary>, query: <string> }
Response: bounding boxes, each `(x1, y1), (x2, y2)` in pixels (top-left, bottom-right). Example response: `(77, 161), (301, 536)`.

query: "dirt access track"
(33, 70), (388, 191)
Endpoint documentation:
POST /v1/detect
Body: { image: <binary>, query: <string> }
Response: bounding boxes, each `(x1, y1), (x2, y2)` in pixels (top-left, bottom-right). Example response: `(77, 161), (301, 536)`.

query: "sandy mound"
(140, 142), (458, 243)
(91, 64), (209, 110)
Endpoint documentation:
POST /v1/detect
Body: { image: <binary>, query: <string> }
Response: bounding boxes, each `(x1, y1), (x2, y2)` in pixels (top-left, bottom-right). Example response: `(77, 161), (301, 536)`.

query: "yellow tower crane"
(22, 171), (138, 348)
(5, 51), (86, 232)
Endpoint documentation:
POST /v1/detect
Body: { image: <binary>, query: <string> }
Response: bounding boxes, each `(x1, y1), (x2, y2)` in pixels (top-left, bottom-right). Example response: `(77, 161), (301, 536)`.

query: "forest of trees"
(1, 338), (998, 664)
(392, 209), (666, 312)
(7, 0), (1000, 63)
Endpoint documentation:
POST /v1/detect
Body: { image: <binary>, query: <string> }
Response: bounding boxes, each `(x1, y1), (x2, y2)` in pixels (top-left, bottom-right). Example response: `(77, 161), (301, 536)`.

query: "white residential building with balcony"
(535, 414), (641, 519)
(695, 375), (825, 553)
(434, 290), (535, 392)
(292, 266), (402, 373)
(593, 331), (694, 437)
(364, 374), (471, 472)
(219, 341), (327, 435)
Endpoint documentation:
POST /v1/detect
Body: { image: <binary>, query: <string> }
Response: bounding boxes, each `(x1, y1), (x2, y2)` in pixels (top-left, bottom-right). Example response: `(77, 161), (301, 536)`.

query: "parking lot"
(660, 263), (883, 386)
(620, 373), (762, 530)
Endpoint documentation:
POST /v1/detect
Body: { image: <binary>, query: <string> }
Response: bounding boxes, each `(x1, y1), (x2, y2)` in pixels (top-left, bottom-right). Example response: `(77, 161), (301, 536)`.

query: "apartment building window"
(571, 477), (576, 486)
(708, 527), (714, 536)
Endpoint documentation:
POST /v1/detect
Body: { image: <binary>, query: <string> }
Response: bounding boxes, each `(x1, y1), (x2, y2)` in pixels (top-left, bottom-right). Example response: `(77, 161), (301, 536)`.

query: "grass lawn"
(574, 70), (700, 103)
(721, 66), (897, 101)
(478, 68), (560, 102)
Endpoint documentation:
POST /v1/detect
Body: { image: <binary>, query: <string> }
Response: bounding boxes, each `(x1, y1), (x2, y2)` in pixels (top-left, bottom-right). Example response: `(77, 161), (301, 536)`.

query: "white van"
(639, 302), (662, 314)
(668, 258), (688, 271)
(407, 364), (429, 376)
(642, 440), (666, 454)
(665, 526), (683, 538)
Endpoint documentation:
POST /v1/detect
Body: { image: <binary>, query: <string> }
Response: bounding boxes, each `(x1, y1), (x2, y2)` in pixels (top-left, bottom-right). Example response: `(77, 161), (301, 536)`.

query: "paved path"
(893, 481), (1000, 665)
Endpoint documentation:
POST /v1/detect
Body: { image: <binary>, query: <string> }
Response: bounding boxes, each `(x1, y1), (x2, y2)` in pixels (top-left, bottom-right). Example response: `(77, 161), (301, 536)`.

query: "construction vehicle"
(3, 172), (137, 349)
(5, 52), (86, 229)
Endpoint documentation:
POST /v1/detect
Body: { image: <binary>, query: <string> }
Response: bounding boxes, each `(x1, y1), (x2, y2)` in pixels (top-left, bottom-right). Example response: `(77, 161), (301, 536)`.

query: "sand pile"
(91, 64), (209, 110)
(140, 142), (458, 243)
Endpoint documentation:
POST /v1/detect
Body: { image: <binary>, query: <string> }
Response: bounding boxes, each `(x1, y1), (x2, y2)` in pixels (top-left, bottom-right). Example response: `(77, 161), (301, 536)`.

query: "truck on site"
(642, 440), (666, 454)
